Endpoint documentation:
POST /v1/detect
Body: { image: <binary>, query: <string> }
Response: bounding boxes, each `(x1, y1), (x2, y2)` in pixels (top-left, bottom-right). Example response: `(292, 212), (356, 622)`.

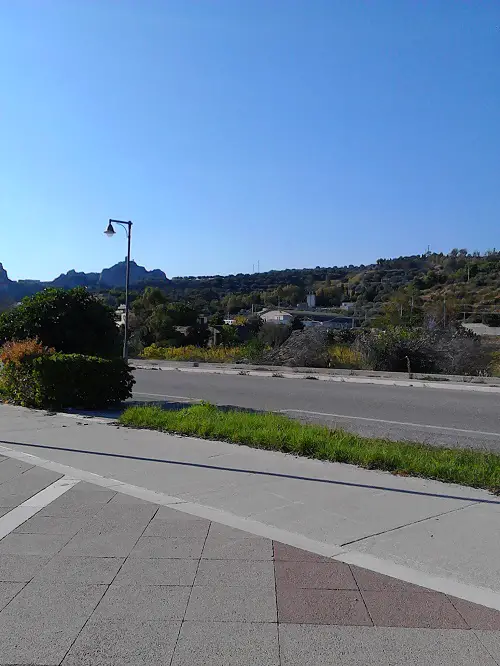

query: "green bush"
(0, 352), (134, 409)
(0, 288), (120, 357)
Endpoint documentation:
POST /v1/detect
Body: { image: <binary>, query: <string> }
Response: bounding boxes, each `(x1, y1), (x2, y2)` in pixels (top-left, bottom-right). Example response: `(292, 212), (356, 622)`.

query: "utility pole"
(443, 298), (446, 329)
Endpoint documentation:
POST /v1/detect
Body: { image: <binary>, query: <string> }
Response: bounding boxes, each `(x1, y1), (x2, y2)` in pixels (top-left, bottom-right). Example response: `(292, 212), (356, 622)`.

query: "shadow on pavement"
(62, 399), (264, 421)
(1, 438), (498, 506)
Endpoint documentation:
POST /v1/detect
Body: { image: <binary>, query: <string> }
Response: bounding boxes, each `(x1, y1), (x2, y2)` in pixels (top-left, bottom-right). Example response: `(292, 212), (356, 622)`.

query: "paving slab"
(34, 556), (125, 584)
(62, 619), (181, 666)
(275, 560), (357, 590)
(449, 596), (500, 631)
(0, 581), (107, 665)
(195, 558), (275, 588)
(278, 625), (498, 665)
(277, 587), (372, 625)
(143, 515), (210, 538)
(13, 514), (90, 535)
(171, 621), (280, 666)
(130, 535), (205, 558)
(115, 557), (197, 585)
(0, 532), (70, 556)
(60, 531), (142, 557)
(2, 452), (500, 664)
(185, 583), (277, 622)
(475, 631), (500, 663)
(92, 583), (190, 621)
(361, 589), (467, 629)
(273, 542), (331, 562)
(0, 553), (51, 582)
(0, 581), (25, 611)
(202, 523), (273, 560)
(0, 466), (62, 507)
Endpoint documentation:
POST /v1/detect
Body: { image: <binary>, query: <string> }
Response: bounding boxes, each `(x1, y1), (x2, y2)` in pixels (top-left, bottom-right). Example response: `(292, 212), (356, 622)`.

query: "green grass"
(119, 403), (500, 492)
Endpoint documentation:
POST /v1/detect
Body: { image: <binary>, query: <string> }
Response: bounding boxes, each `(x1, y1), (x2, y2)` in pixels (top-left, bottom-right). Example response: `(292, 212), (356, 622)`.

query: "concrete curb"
(133, 362), (500, 394)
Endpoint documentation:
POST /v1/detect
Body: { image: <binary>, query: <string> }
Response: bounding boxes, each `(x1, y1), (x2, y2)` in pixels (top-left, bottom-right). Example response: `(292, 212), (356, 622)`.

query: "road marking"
(280, 409), (500, 438)
(134, 392), (202, 402)
(1, 443), (500, 611)
(0, 476), (80, 540)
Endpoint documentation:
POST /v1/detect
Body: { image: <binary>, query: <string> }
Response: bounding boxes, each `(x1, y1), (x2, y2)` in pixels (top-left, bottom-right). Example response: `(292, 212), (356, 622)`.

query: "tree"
(0, 288), (120, 357)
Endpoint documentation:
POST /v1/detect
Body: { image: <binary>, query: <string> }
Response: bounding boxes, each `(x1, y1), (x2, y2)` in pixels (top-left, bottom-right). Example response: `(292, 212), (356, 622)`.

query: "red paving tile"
(448, 595), (500, 630)
(275, 560), (357, 590)
(350, 565), (436, 594)
(271, 541), (500, 630)
(277, 586), (372, 625)
(273, 542), (331, 563)
(361, 589), (468, 629)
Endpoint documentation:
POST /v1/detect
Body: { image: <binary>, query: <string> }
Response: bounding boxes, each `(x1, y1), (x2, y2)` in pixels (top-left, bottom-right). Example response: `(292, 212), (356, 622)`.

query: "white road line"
(280, 409), (500, 438)
(134, 392), (202, 402)
(0, 476), (80, 540)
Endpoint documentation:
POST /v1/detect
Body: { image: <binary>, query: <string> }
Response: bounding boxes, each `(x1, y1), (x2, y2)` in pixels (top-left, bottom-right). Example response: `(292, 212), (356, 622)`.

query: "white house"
(115, 304), (126, 327)
(261, 310), (294, 324)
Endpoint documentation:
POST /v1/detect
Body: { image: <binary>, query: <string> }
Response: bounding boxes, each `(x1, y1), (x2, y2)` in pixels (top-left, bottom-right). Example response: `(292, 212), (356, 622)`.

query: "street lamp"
(104, 219), (133, 361)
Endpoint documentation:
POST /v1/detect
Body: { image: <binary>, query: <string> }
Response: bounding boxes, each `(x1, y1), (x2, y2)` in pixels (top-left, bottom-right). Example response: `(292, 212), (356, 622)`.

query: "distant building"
(340, 302), (355, 311)
(302, 316), (355, 330)
(115, 304), (126, 327)
(306, 293), (316, 308)
(261, 310), (294, 324)
(462, 323), (500, 337)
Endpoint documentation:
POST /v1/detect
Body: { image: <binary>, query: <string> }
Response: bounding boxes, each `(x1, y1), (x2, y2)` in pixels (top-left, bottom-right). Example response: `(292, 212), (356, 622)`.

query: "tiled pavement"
(1, 459), (500, 664)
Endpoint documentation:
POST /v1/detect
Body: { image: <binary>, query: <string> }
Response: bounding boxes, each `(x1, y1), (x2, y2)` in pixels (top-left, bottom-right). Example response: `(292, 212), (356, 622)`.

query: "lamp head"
(104, 221), (116, 237)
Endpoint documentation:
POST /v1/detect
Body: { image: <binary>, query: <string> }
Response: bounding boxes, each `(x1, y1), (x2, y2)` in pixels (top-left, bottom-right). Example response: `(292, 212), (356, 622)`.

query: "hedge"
(0, 353), (134, 409)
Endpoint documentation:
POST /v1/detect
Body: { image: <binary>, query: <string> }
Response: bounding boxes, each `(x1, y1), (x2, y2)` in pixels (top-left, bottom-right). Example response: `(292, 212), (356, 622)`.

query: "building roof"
(261, 310), (293, 318)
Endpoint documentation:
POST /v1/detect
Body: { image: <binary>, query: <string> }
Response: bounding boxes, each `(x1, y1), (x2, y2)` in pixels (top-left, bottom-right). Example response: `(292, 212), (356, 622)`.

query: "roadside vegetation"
(120, 403), (500, 492)
(0, 289), (134, 409)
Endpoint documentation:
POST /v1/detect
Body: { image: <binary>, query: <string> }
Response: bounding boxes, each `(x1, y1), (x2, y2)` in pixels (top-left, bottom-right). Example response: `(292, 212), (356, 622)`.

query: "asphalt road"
(132, 369), (500, 451)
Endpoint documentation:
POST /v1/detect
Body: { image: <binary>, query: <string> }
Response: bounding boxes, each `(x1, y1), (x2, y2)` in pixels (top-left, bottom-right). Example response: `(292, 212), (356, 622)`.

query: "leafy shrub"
(0, 288), (120, 357)
(258, 323), (292, 348)
(328, 344), (364, 369)
(0, 347), (134, 409)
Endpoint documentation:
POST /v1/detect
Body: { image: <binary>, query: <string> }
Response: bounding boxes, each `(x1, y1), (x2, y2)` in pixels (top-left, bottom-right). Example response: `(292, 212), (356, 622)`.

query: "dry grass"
(140, 344), (246, 363)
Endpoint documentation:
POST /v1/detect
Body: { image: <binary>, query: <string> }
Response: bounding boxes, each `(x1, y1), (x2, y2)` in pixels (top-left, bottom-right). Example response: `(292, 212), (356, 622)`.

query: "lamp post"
(104, 219), (133, 361)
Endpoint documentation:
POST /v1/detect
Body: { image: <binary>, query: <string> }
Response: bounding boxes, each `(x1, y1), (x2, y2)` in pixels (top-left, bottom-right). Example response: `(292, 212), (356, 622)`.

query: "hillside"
(140, 250), (500, 323)
(2, 249), (500, 323)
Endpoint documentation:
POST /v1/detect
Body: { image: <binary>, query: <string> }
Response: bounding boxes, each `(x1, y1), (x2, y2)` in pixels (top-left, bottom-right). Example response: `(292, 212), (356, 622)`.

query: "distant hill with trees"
(2, 249), (500, 326)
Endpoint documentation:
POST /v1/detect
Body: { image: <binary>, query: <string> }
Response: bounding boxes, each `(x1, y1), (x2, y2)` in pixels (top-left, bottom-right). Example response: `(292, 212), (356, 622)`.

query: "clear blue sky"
(1, 1), (498, 281)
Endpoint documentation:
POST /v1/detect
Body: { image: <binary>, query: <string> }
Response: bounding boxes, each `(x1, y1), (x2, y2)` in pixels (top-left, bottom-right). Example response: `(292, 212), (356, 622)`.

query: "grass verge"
(119, 403), (500, 492)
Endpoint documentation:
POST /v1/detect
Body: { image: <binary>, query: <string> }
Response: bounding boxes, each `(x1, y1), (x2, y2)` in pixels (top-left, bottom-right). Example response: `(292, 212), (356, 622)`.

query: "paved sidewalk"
(0, 457), (500, 665)
(1, 404), (500, 605)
